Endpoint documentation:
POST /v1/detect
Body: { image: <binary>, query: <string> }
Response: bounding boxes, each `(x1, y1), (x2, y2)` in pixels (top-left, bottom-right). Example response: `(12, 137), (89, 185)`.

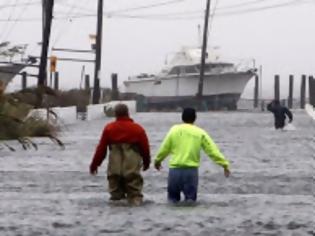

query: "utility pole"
(92, 0), (103, 104)
(38, 0), (54, 86)
(197, 0), (211, 97)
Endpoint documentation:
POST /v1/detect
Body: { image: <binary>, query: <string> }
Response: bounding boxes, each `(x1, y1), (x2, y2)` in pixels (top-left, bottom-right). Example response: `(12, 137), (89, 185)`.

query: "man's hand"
(154, 161), (162, 171)
(143, 163), (149, 171)
(90, 165), (98, 175)
(224, 168), (230, 178)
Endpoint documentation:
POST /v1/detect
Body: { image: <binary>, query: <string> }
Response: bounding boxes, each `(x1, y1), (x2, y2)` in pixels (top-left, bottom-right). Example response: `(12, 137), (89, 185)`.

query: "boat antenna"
(197, 24), (202, 48)
(197, 0), (211, 97)
(208, 0), (219, 42)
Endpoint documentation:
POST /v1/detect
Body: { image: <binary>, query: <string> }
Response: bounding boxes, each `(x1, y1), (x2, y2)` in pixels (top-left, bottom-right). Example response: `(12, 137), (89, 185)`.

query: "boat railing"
(234, 58), (256, 72)
(0, 42), (28, 63)
(128, 73), (156, 80)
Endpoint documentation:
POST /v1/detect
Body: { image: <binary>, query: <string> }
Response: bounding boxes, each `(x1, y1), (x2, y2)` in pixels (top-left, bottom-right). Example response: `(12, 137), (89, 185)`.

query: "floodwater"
(0, 111), (314, 236)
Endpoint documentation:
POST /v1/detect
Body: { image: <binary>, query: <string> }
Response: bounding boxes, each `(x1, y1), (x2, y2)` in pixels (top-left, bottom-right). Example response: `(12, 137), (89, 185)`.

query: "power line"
(2, 0), (34, 41)
(99, 0), (308, 20)
(0, 0), (19, 41)
(107, 0), (185, 14)
(218, 0), (275, 9)
(0, 1), (40, 10)
(0, 0), (311, 22)
(52, 0), (91, 46)
(52, 0), (79, 46)
(54, 0), (186, 18)
(55, 0), (185, 15)
(107, 0), (310, 20)
(55, 1), (95, 13)
(209, 0), (220, 34)
(217, 0), (310, 16)
(219, 0), (314, 10)
(0, 17), (39, 22)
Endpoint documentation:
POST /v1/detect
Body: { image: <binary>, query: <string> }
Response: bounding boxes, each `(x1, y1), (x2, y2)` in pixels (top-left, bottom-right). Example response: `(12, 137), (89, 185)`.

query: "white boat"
(123, 46), (256, 110)
(0, 63), (26, 87)
(0, 42), (29, 89)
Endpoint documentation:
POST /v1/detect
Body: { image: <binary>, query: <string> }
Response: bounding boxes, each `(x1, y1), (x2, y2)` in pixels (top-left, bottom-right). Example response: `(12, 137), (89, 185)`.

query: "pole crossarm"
(0, 70), (38, 78)
(29, 56), (95, 63)
(52, 48), (95, 54)
(0, 61), (40, 68)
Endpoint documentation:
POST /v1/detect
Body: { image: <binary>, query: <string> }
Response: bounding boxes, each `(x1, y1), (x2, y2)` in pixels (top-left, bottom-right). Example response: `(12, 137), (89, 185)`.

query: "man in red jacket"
(90, 103), (150, 206)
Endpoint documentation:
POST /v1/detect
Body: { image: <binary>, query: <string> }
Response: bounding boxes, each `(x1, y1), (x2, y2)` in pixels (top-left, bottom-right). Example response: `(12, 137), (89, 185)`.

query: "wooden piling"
(274, 75), (280, 101)
(288, 75), (294, 109)
(253, 74), (259, 108)
(93, 78), (100, 104)
(21, 72), (27, 89)
(54, 71), (59, 90)
(309, 75), (315, 107)
(85, 75), (90, 91)
(300, 74), (306, 108)
(111, 73), (119, 100)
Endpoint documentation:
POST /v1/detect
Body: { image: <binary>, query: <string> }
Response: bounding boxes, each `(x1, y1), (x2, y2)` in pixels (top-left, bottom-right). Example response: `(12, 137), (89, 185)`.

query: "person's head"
(182, 107), (196, 124)
(273, 99), (280, 106)
(114, 103), (129, 118)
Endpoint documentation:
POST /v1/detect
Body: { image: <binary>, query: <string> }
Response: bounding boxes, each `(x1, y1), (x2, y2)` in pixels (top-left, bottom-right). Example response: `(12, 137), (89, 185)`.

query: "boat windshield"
(167, 63), (235, 75)
(168, 65), (199, 75)
(196, 63), (235, 73)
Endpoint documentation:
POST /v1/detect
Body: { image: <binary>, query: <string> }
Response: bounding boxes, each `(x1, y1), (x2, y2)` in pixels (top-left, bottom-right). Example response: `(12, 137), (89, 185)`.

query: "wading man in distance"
(267, 100), (293, 129)
(90, 104), (151, 206)
(154, 108), (230, 204)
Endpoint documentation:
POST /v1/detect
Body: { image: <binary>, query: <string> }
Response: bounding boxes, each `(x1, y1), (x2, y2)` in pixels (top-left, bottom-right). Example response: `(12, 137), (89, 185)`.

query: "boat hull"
(134, 93), (240, 111)
(123, 71), (254, 111)
(0, 64), (25, 86)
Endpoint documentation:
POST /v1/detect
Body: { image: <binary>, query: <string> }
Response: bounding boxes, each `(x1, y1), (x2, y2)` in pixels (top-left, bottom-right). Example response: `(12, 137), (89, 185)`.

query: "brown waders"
(107, 143), (143, 205)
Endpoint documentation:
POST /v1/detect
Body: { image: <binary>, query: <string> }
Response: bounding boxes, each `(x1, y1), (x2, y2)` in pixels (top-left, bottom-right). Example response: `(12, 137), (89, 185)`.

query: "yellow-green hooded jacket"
(155, 123), (229, 169)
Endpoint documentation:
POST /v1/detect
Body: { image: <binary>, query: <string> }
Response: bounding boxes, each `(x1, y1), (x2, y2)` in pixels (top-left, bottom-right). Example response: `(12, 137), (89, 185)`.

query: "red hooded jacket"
(90, 117), (151, 172)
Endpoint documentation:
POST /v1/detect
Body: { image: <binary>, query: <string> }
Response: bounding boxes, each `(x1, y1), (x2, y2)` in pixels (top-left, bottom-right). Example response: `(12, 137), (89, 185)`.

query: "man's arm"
(284, 107), (293, 122)
(201, 133), (230, 171)
(267, 102), (274, 112)
(154, 129), (173, 170)
(138, 128), (151, 171)
(90, 127), (108, 175)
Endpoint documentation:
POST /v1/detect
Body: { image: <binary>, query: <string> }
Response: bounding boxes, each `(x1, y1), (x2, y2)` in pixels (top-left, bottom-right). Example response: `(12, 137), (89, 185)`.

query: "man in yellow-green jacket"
(155, 108), (230, 203)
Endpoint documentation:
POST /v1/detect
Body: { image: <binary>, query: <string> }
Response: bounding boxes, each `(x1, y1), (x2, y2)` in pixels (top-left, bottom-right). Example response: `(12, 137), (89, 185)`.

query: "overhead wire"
(0, 0), (312, 22)
(52, 0), (92, 47)
(0, 1), (40, 10)
(104, 0), (310, 20)
(0, 17), (39, 22)
(106, 0), (185, 14)
(55, 1), (95, 13)
(217, 0), (310, 16)
(2, 0), (34, 41)
(209, 0), (220, 34)
(51, 0), (186, 20)
(52, 0), (79, 47)
(0, 0), (19, 41)
(218, 0), (276, 9)
(54, 0), (185, 15)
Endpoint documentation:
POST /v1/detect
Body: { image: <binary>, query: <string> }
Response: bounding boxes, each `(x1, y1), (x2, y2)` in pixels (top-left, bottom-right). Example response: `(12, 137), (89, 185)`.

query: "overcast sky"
(0, 0), (314, 98)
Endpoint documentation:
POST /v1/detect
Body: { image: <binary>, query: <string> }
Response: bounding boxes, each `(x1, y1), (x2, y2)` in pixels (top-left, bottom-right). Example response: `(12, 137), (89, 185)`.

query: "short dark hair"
(114, 103), (129, 117)
(182, 107), (196, 123)
(273, 100), (280, 105)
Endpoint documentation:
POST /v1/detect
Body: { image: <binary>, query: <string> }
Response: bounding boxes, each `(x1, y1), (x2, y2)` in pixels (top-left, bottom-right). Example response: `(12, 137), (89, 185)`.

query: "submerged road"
(0, 111), (314, 236)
